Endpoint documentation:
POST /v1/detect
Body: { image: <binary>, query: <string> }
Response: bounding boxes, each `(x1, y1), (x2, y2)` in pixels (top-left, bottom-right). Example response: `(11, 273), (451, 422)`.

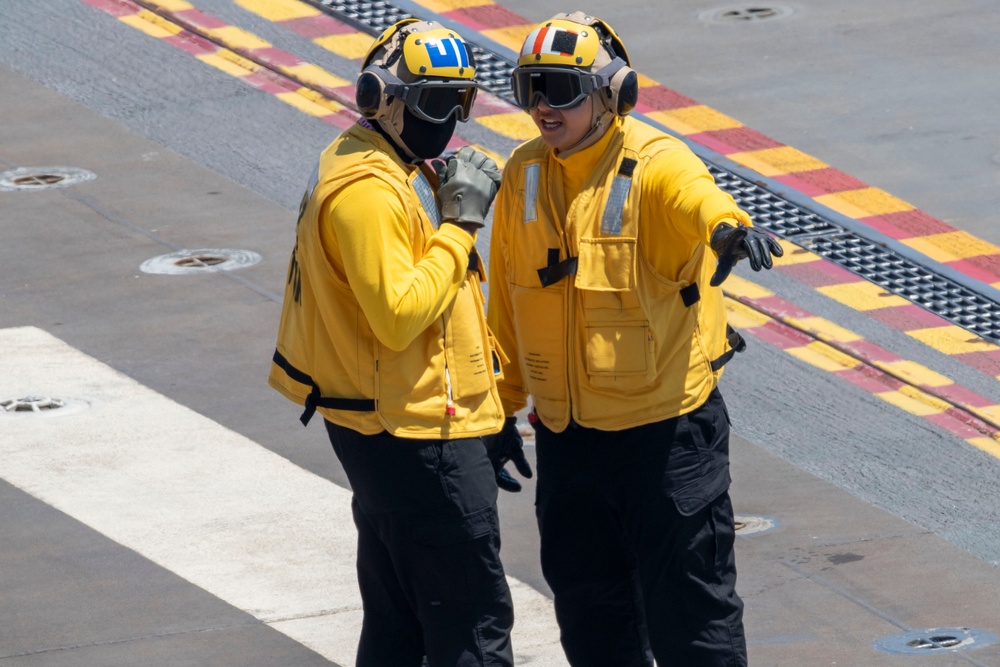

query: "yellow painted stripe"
(482, 24), (537, 51)
(785, 316), (863, 343)
(206, 25), (271, 50)
(815, 187), (914, 218)
(773, 240), (822, 266)
(727, 146), (827, 177)
(195, 52), (257, 77)
(876, 360), (953, 388)
(786, 342), (861, 372)
(285, 63), (351, 89)
(817, 281), (910, 311)
(146, 0), (193, 10)
(723, 274), (774, 300)
(313, 32), (373, 59)
(876, 388), (946, 417)
(636, 72), (659, 88)
(233, 0), (319, 21)
(645, 106), (742, 135)
(415, 0), (492, 10)
(121, 10), (184, 38)
(475, 111), (538, 141)
(908, 325), (1000, 355)
(968, 437), (1000, 459)
(723, 299), (771, 329)
(903, 230), (1000, 263)
(275, 90), (342, 117)
(978, 405), (1000, 423)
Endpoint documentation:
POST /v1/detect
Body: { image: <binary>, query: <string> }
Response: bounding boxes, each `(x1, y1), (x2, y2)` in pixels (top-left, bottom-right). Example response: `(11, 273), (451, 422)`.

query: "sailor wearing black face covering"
(268, 18), (523, 667)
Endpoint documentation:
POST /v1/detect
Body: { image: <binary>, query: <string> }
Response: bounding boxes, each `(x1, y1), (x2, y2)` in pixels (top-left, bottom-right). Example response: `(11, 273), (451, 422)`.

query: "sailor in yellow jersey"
(269, 19), (529, 666)
(487, 12), (783, 667)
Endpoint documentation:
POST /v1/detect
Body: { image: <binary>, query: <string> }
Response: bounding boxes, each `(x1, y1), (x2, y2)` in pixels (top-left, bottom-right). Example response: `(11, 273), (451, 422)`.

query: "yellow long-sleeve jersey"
(270, 123), (505, 439)
(487, 116), (752, 432)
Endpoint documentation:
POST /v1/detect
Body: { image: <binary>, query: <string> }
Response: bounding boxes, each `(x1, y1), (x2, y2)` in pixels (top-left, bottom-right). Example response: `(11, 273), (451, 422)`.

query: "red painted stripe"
(81, 0), (139, 17)
(949, 254), (1000, 284)
(833, 365), (904, 394)
(635, 85), (697, 112)
(867, 303), (950, 331)
(835, 339), (904, 364)
(164, 31), (218, 56)
(952, 349), (1000, 376)
(279, 14), (355, 38)
(776, 260), (858, 287)
(448, 4), (526, 30)
(687, 127), (783, 155)
(774, 167), (868, 197)
(859, 209), (955, 240)
(925, 411), (995, 439)
(172, 8), (227, 30)
(251, 47), (303, 67)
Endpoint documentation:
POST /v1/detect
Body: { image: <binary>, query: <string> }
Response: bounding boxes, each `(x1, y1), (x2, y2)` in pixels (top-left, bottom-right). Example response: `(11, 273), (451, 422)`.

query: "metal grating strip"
(308, 0), (1000, 344)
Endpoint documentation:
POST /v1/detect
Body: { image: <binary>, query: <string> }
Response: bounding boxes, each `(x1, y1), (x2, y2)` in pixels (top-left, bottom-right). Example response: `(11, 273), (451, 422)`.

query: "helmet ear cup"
(609, 66), (638, 117)
(355, 69), (388, 119)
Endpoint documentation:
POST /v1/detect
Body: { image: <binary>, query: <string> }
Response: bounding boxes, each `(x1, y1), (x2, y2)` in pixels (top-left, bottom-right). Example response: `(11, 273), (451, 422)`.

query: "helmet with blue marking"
(356, 19), (478, 124)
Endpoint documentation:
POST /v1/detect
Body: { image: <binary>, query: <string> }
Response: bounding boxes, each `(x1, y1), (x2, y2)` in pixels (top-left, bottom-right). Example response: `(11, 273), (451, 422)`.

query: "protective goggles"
(383, 74), (478, 123)
(511, 66), (606, 111)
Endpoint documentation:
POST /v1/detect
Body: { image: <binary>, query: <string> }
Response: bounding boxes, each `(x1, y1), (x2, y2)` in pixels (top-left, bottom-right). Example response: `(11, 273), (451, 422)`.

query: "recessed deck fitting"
(0, 167), (96, 191)
(734, 515), (777, 535)
(701, 5), (795, 22)
(140, 248), (262, 275)
(1, 396), (90, 417)
(873, 627), (998, 655)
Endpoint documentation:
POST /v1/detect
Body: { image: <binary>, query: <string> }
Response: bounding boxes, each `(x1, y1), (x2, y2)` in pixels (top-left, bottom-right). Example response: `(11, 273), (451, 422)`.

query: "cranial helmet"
(512, 12), (639, 118)
(356, 18), (479, 161)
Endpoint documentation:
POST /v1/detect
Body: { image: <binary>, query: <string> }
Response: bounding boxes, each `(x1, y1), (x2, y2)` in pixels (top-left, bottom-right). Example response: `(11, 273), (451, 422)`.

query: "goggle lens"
(512, 69), (590, 110)
(405, 84), (477, 123)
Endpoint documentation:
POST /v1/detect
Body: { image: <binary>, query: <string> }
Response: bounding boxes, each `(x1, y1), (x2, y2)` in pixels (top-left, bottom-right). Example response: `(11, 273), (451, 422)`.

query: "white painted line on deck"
(0, 326), (567, 666)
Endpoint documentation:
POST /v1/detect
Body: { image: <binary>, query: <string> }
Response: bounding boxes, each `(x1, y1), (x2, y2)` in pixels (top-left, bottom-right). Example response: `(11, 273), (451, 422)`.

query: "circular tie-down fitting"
(873, 627), (998, 655)
(0, 166), (96, 191)
(1, 396), (91, 418)
(734, 514), (777, 536)
(140, 248), (262, 275)
(700, 5), (795, 23)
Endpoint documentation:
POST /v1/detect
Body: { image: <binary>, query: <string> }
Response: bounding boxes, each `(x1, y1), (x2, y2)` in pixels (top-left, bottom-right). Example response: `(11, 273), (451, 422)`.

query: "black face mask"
(398, 107), (457, 161)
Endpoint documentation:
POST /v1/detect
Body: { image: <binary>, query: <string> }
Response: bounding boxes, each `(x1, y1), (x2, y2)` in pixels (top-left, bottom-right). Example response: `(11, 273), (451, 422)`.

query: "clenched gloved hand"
(483, 417), (533, 493)
(434, 146), (502, 228)
(709, 221), (784, 287)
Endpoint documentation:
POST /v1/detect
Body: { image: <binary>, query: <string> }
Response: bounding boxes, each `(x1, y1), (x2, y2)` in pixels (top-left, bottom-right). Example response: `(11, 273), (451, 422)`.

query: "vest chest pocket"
(585, 321), (656, 391)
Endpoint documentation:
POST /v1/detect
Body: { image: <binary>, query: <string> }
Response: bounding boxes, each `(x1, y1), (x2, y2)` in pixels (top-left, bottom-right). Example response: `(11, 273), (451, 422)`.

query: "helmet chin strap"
(555, 94), (616, 159)
(377, 100), (422, 163)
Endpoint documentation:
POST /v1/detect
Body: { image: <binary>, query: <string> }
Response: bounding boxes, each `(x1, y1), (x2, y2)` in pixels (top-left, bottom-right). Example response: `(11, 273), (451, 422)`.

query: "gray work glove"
(709, 222), (784, 286)
(434, 146), (502, 228)
(483, 417), (533, 493)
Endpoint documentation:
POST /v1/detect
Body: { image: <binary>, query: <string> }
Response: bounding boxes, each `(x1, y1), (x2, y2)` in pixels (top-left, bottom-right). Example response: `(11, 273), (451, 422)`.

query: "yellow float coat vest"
(488, 117), (751, 432)
(270, 124), (505, 439)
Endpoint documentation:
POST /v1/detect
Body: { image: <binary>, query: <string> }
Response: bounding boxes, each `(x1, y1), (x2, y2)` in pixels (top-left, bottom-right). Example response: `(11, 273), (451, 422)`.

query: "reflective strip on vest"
(600, 158), (637, 236)
(523, 163), (540, 223)
(413, 171), (442, 227)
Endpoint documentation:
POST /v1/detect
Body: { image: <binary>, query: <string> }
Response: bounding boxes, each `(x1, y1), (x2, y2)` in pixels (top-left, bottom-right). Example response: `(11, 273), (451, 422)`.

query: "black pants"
(326, 421), (514, 667)
(533, 389), (746, 667)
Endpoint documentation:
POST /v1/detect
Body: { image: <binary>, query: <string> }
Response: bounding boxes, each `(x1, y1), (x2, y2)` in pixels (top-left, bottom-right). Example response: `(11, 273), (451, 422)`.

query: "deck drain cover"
(141, 248), (261, 275)
(874, 627), (997, 655)
(1, 396), (90, 418)
(701, 5), (794, 22)
(734, 515), (777, 535)
(0, 167), (96, 191)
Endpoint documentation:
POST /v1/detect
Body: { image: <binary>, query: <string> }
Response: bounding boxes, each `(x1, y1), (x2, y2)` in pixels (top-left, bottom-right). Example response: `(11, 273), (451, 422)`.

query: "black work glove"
(709, 222), (784, 286)
(433, 146), (502, 228)
(483, 417), (533, 493)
